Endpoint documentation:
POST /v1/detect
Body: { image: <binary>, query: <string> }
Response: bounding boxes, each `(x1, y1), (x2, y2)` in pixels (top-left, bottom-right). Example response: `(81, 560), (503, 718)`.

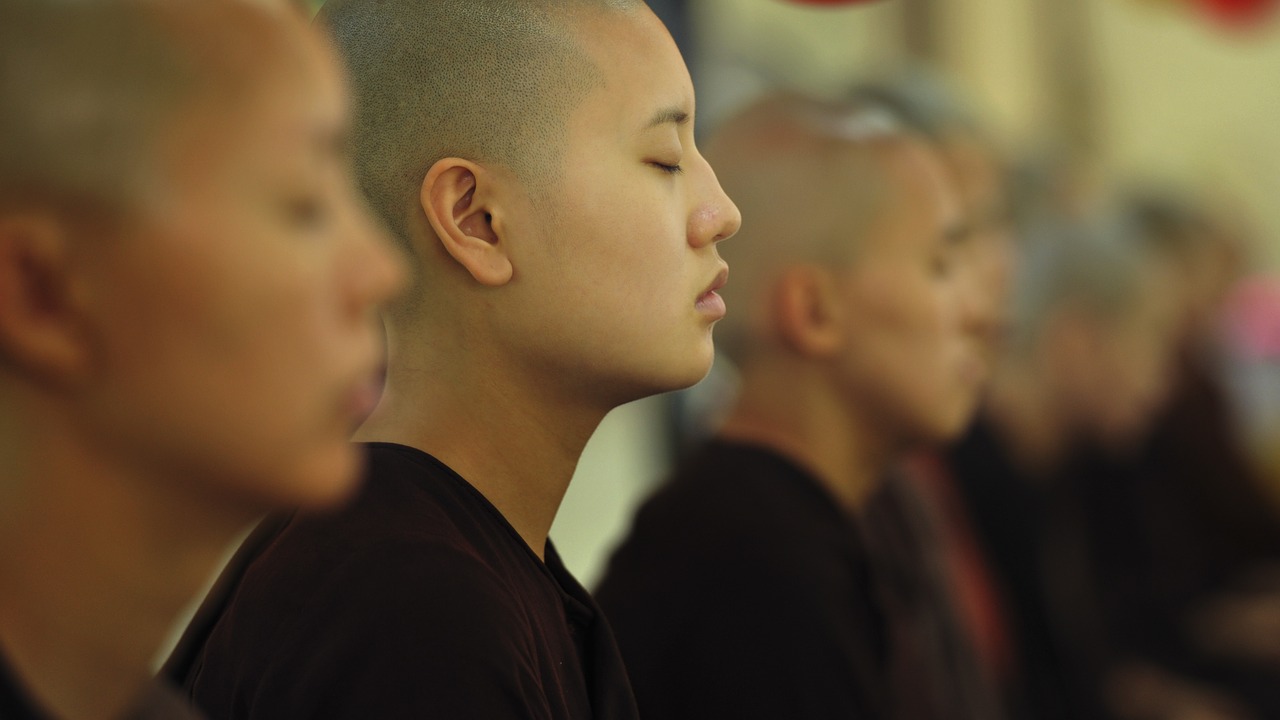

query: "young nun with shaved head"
(0, 1), (404, 718)
(175, 0), (739, 718)
(595, 94), (987, 720)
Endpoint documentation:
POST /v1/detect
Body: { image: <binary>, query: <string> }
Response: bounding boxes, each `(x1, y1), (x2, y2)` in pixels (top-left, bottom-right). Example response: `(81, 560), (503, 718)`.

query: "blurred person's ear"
(774, 265), (842, 358)
(420, 158), (513, 287)
(0, 214), (92, 386)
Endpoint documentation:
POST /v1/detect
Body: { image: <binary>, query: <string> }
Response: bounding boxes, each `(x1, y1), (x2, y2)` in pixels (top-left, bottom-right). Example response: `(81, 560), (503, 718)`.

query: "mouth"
(696, 266), (729, 319)
(344, 364), (385, 426)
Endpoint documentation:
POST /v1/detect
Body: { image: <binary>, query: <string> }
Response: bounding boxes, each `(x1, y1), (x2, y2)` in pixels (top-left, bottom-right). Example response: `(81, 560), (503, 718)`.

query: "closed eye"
(650, 161), (684, 175)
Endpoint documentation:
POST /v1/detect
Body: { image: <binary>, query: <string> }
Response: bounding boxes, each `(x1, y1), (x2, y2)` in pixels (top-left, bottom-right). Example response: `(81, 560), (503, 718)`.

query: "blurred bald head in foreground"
(710, 94), (984, 508)
(0, 1), (402, 717)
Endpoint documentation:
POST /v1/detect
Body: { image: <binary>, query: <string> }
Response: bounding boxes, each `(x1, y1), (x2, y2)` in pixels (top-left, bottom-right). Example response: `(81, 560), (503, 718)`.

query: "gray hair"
(1007, 210), (1160, 355)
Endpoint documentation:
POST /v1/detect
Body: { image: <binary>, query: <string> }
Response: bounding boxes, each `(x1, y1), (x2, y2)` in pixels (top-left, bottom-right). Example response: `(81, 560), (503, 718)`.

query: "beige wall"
(1091, 0), (1280, 267)
(693, 0), (1280, 267)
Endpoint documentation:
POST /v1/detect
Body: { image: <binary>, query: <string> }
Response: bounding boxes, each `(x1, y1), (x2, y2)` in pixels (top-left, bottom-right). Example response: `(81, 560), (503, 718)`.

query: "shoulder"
(614, 442), (854, 584)
(195, 531), (547, 718)
(237, 508), (529, 647)
(599, 443), (871, 646)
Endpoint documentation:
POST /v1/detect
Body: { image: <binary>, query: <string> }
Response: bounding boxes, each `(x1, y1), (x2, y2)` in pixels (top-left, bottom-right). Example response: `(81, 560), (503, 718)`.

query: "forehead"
(570, 8), (693, 135)
(162, 25), (345, 191)
(861, 140), (958, 241)
(941, 135), (1001, 210)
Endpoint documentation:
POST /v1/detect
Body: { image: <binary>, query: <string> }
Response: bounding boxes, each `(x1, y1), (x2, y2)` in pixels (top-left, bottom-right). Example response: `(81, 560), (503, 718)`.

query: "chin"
(271, 443), (366, 510)
(925, 409), (972, 446)
(668, 352), (717, 392)
(616, 361), (713, 405)
(599, 336), (716, 403)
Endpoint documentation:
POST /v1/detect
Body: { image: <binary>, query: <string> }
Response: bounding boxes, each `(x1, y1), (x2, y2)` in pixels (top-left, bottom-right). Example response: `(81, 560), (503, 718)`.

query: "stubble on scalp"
(315, 0), (644, 274)
(704, 94), (916, 363)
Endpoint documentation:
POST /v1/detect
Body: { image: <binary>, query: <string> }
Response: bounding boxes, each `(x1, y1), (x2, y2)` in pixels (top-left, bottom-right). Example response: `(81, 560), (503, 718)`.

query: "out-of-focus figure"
(851, 72), (1019, 720)
(1068, 194), (1280, 720)
(941, 208), (1186, 720)
(597, 92), (986, 720)
(0, 1), (404, 717)
(1223, 274), (1280, 500)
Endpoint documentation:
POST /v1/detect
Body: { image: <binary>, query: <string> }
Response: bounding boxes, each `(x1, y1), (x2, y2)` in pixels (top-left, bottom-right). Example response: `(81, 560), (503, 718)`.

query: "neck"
(0, 402), (242, 720)
(984, 359), (1066, 477)
(717, 355), (892, 514)
(355, 334), (606, 560)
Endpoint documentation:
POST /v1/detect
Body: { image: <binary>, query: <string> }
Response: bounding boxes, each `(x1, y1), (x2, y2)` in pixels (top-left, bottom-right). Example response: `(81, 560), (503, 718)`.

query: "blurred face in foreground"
(69, 16), (404, 511)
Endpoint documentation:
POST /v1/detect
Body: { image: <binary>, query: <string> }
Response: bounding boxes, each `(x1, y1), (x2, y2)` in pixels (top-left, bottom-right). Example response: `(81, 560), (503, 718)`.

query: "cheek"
(844, 276), (953, 387)
(95, 218), (349, 473)
(568, 189), (687, 312)
(94, 243), (228, 381)
(845, 275), (927, 366)
(882, 281), (953, 360)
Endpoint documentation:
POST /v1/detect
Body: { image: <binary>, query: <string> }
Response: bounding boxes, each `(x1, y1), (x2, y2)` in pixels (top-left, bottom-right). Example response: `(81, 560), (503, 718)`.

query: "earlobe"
(775, 266), (842, 358)
(420, 159), (513, 287)
(0, 214), (92, 387)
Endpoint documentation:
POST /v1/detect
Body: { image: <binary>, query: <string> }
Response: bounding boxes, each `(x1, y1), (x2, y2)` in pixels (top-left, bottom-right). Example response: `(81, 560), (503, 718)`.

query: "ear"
(0, 213), (92, 387)
(420, 159), (513, 286)
(773, 265), (844, 358)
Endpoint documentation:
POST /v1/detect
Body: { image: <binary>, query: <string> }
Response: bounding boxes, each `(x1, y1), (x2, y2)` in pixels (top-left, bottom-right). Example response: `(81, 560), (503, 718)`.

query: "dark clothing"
(176, 442), (639, 720)
(948, 420), (1096, 720)
(128, 682), (208, 720)
(951, 385), (1280, 720)
(0, 651), (42, 720)
(595, 440), (889, 720)
(0, 647), (201, 720)
(1072, 352), (1280, 716)
(1089, 351), (1280, 657)
(163, 512), (293, 695)
(863, 471), (1007, 720)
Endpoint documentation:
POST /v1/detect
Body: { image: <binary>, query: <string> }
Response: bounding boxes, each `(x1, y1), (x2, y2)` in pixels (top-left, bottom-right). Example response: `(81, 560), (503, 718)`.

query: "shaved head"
(0, 0), (313, 220)
(704, 94), (921, 361)
(316, 0), (643, 265)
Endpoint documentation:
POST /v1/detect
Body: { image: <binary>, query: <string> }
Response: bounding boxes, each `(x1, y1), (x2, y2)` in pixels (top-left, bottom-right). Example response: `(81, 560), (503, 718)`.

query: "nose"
(688, 155), (742, 249)
(340, 192), (408, 319)
(963, 234), (1016, 351)
(954, 259), (1000, 356)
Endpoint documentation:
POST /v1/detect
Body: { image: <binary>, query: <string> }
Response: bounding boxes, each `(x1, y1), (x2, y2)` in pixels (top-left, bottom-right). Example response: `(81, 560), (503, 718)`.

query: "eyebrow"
(644, 106), (691, 131)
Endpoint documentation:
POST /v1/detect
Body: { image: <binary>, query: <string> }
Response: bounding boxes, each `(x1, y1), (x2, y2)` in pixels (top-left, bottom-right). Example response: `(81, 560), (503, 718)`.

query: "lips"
(342, 343), (386, 426)
(696, 266), (729, 319)
(345, 373), (383, 425)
